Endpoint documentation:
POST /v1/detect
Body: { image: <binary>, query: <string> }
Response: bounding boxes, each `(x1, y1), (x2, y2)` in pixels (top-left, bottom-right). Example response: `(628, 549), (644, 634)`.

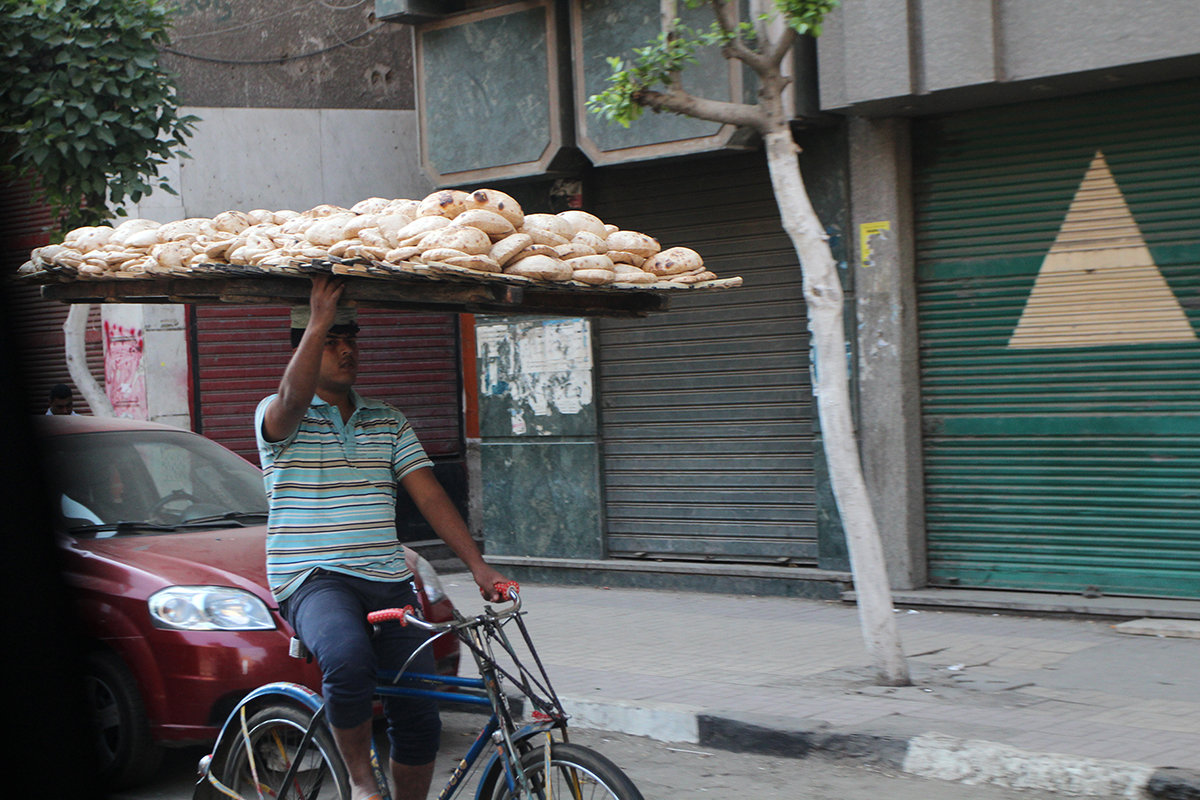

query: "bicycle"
(192, 582), (645, 800)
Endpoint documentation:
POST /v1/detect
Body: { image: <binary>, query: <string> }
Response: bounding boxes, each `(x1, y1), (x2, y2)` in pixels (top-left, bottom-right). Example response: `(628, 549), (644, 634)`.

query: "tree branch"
(634, 86), (768, 131)
(711, 0), (773, 74)
(764, 25), (799, 67)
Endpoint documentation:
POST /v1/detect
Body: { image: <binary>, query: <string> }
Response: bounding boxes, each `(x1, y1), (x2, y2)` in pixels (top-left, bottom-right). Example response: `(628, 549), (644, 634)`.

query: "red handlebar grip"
(367, 605), (414, 626)
(495, 580), (520, 598)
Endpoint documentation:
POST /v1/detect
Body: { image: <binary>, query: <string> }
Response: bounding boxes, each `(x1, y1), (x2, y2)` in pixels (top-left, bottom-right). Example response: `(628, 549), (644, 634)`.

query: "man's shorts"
(282, 569), (442, 765)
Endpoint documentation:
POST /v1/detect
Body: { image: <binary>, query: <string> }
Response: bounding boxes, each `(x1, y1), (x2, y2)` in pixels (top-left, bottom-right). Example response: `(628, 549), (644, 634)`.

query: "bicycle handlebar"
(367, 581), (521, 630)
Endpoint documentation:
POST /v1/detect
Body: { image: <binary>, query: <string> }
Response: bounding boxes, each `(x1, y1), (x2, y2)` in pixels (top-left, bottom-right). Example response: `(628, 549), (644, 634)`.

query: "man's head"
(48, 384), (74, 415)
(290, 305), (360, 348)
(290, 305), (360, 393)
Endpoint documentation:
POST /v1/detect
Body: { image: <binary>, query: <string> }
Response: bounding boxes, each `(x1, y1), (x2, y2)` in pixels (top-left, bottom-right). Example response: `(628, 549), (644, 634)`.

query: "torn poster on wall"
(476, 318), (593, 434)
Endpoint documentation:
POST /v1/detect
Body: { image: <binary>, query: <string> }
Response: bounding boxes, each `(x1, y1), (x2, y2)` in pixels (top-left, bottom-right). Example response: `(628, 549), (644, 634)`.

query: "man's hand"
(308, 274), (346, 332)
(473, 564), (514, 602)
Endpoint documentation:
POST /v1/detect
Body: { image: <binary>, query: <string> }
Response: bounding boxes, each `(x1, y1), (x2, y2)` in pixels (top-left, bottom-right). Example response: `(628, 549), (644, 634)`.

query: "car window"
(41, 429), (268, 535)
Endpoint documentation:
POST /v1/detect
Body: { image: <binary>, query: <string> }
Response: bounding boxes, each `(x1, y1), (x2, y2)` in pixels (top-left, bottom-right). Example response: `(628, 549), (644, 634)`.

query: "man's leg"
(331, 720), (384, 800)
(373, 580), (442, 800)
(391, 760), (436, 800)
(284, 574), (385, 800)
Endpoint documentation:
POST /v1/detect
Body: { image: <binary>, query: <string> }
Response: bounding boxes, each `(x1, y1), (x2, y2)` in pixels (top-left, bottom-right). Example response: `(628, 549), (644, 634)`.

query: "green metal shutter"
(592, 152), (818, 564)
(914, 79), (1200, 598)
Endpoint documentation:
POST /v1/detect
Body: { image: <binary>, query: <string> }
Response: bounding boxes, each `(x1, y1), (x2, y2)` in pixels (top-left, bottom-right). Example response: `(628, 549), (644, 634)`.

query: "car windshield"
(40, 429), (268, 537)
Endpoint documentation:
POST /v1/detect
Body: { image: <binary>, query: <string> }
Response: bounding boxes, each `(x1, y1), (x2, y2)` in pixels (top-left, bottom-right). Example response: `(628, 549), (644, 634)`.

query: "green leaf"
(1, 0), (194, 230)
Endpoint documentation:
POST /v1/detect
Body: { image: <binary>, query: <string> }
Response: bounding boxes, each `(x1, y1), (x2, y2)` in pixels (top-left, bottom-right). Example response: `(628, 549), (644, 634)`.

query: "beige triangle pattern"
(1008, 150), (1196, 348)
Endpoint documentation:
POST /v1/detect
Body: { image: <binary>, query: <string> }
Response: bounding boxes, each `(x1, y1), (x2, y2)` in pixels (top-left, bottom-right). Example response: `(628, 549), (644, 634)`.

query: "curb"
(560, 698), (1200, 799)
(699, 715), (1200, 800)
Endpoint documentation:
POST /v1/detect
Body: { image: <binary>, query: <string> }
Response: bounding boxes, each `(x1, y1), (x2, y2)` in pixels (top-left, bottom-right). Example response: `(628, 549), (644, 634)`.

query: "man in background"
(46, 383), (76, 415)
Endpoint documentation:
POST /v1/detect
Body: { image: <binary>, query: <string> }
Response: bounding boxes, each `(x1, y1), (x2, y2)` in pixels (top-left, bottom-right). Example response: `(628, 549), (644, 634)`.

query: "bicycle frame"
(196, 591), (572, 800)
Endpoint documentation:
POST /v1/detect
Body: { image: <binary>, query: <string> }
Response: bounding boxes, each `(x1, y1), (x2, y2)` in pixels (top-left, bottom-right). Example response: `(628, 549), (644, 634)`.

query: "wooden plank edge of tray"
(18, 258), (742, 317)
(26, 268), (673, 318)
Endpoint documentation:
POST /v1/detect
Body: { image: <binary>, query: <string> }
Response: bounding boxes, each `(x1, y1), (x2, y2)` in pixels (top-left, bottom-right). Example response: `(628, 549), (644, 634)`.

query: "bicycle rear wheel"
(490, 742), (644, 800)
(220, 703), (350, 800)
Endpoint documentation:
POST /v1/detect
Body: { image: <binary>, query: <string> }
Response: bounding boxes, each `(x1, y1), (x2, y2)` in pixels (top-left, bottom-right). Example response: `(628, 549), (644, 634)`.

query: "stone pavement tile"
(446, 578), (1200, 776)
(1084, 708), (1200, 734)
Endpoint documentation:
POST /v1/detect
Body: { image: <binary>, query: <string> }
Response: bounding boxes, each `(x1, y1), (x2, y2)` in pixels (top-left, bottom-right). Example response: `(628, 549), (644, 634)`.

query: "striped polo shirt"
(254, 391), (433, 602)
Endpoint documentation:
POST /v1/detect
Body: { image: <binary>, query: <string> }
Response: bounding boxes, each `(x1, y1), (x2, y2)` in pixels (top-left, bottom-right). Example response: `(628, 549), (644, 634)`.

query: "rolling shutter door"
(7, 286), (105, 416)
(914, 79), (1200, 598)
(194, 306), (463, 465)
(1, 177), (105, 415)
(592, 152), (817, 564)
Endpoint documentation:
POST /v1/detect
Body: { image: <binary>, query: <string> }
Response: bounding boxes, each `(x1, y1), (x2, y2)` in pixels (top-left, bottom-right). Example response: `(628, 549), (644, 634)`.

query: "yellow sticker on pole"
(859, 221), (891, 268)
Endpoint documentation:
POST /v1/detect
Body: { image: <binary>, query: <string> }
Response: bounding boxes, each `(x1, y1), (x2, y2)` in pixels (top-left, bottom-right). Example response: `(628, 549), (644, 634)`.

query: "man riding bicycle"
(256, 275), (509, 800)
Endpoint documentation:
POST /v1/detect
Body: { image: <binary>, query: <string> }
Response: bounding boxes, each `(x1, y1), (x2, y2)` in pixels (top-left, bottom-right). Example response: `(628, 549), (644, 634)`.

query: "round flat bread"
(642, 246), (703, 276)
(489, 233), (533, 266)
(304, 213), (356, 247)
(605, 250), (644, 267)
(522, 227), (570, 247)
(64, 225), (114, 252)
(571, 267), (615, 286)
(557, 210), (607, 238)
(504, 254), (571, 281)
(395, 215), (451, 244)
(452, 208), (516, 237)
(385, 198), (421, 217)
(465, 188), (525, 227)
(210, 211), (253, 234)
(565, 253), (614, 272)
(613, 263), (657, 283)
(384, 246), (423, 263)
(671, 269), (717, 284)
(419, 247), (471, 264)
(418, 189), (469, 218)
(506, 244), (560, 264)
(303, 204), (349, 218)
(445, 254), (502, 273)
(351, 197), (391, 214)
(554, 242), (596, 259)
(573, 231), (608, 253)
(419, 225), (492, 255)
(521, 213), (575, 239)
(605, 230), (661, 258)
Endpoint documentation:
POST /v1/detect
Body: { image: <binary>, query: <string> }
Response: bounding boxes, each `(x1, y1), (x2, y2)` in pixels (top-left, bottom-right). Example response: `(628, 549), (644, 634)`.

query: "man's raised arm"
(260, 276), (345, 443)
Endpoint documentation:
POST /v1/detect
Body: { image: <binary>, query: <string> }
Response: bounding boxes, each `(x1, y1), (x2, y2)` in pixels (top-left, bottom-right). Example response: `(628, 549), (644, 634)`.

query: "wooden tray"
(25, 258), (742, 318)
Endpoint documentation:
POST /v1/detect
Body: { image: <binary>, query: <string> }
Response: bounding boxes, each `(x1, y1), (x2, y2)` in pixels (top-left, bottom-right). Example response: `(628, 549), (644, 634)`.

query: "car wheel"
(84, 650), (163, 788)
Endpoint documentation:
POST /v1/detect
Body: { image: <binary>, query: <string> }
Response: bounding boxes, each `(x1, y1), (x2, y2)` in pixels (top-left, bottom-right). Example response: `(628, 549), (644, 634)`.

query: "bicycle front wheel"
(491, 742), (644, 800)
(220, 703), (350, 800)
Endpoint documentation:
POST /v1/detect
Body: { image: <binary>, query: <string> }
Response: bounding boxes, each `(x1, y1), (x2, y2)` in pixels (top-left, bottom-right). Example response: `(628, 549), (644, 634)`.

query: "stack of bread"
(20, 188), (726, 289)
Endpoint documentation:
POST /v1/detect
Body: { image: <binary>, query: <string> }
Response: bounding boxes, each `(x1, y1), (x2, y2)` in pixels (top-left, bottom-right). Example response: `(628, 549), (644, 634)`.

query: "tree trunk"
(63, 304), (114, 417)
(762, 127), (910, 685)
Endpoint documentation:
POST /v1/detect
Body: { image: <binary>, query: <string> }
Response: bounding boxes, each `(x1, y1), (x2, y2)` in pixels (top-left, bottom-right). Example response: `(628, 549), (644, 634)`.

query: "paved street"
(110, 576), (1200, 799)
(112, 711), (1065, 800)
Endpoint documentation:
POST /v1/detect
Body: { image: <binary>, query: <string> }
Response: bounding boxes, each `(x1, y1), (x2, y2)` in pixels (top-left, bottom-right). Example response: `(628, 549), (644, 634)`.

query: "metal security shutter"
(7, 286), (105, 416)
(1, 177), (105, 414)
(914, 79), (1200, 598)
(194, 306), (463, 465)
(592, 152), (817, 564)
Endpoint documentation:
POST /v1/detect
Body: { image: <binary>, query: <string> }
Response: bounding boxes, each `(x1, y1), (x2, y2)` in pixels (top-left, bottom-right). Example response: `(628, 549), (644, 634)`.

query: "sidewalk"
(440, 575), (1200, 799)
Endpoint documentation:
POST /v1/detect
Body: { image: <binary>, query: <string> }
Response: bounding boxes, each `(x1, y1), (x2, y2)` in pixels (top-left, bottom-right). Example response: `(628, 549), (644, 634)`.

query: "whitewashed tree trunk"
(763, 129), (910, 685)
(624, 2), (912, 684)
(63, 303), (114, 416)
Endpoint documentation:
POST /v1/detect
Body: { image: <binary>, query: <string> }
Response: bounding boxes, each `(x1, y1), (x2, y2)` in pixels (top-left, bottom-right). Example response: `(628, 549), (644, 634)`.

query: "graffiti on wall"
(104, 321), (147, 419)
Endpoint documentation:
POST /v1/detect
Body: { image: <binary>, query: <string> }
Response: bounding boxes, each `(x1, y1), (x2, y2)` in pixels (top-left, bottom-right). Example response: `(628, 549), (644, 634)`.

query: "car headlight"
(149, 586), (276, 631)
(411, 554), (448, 604)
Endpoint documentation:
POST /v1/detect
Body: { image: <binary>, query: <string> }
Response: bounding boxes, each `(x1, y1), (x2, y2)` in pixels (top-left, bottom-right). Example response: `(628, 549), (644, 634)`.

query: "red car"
(35, 414), (460, 788)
